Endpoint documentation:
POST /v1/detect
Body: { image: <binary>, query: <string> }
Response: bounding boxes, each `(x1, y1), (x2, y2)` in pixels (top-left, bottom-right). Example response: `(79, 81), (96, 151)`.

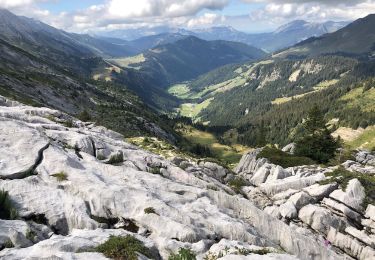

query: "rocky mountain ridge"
(0, 95), (374, 259)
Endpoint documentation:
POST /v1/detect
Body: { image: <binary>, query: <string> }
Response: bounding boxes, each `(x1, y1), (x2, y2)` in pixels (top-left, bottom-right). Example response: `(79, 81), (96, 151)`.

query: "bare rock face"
(0, 120), (49, 179)
(235, 145), (375, 260)
(235, 149), (266, 175)
(0, 96), (311, 260)
(329, 178), (366, 211)
(1, 95), (374, 260)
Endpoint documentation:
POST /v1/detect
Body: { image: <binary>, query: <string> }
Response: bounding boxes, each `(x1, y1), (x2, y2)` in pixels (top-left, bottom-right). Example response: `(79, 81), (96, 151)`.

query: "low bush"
(169, 248), (196, 260)
(26, 229), (37, 242)
(144, 207), (157, 214)
(257, 146), (315, 168)
(0, 190), (18, 220)
(3, 239), (14, 249)
(78, 110), (91, 122)
(96, 235), (152, 260)
(228, 177), (247, 194)
(63, 119), (74, 128)
(107, 152), (124, 165)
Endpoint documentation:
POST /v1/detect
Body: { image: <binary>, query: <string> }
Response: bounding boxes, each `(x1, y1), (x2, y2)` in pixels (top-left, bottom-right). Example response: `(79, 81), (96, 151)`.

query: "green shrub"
(0, 190), (18, 220)
(107, 152), (124, 165)
(319, 167), (375, 208)
(149, 166), (163, 175)
(228, 177), (247, 193)
(97, 154), (107, 160)
(3, 239), (14, 248)
(236, 248), (272, 256)
(51, 171), (68, 182)
(26, 229), (37, 242)
(96, 235), (152, 260)
(144, 207), (157, 214)
(63, 119), (74, 128)
(257, 147), (315, 168)
(78, 110), (91, 122)
(169, 248), (196, 260)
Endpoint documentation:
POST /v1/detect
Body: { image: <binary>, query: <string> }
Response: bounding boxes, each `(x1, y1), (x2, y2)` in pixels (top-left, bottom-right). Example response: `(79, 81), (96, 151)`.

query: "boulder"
(250, 164), (272, 185)
(329, 179), (365, 212)
(279, 201), (297, 219)
(235, 149), (266, 174)
(322, 198), (362, 223)
(282, 143), (296, 154)
(8, 229), (33, 248)
(259, 173), (325, 196)
(288, 191), (314, 210)
(356, 151), (375, 166)
(303, 183), (338, 200)
(265, 166), (292, 183)
(271, 189), (299, 201)
(298, 205), (347, 234)
(327, 227), (375, 260)
(345, 226), (375, 247)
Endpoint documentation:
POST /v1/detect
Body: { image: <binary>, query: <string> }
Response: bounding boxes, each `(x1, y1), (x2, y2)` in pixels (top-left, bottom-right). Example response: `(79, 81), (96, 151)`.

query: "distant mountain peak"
(274, 20), (308, 34)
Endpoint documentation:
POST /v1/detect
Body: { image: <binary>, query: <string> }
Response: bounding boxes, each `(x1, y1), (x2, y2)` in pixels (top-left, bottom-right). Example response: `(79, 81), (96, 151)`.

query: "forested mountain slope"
(109, 36), (266, 87)
(0, 10), (174, 140)
(275, 14), (375, 58)
(169, 15), (375, 147)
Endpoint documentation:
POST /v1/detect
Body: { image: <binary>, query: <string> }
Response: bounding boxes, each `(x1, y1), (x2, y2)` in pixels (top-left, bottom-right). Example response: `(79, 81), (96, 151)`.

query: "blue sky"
(2, 0), (375, 33)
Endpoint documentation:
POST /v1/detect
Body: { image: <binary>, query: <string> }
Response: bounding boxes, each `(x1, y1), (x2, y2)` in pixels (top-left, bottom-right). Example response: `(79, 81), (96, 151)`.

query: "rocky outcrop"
(355, 151), (375, 166)
(0, 96), (303, 259)
(1, 95), (374, 259)
(235, 147), (375, 260)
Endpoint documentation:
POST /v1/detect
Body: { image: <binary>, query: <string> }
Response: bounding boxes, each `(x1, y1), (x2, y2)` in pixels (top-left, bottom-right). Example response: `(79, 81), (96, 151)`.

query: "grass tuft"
(0, 190), (18, 220)
(96, 235), (152, 260)
(107, 152), (124, 165)
(51, 171), (68, 182)
(228, 177), (247, 194)
(169, 248), (196, 260)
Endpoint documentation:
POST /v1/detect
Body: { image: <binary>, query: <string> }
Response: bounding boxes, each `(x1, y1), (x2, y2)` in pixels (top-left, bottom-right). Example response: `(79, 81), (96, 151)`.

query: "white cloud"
(187, 13), (225, 28)
(2, 0), (375, 33)
(0, 0), (35, 8)
(105, 0), (228, 18)
(250, 0), (375, 24)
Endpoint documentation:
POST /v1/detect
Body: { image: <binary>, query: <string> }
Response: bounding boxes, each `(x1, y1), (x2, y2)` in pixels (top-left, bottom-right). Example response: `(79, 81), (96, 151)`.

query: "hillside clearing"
(340, 87), (375, 112)
(179, 98), (213, 119)
(177, 125), (251, 167)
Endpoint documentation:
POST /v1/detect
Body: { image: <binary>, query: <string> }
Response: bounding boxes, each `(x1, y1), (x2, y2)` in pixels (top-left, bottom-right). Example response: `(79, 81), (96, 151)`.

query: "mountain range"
(97, 20), (349, 53)
(0, 8), (374, 148)
(275, 14), (375, 58)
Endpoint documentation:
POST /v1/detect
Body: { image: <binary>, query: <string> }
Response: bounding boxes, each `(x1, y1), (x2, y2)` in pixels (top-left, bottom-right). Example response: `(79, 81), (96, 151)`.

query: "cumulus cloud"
(37, 0), (229, 32)
(103, 0), (228, 19)
(2, 0), (375, 33)
(0, 0), (35, 8)
(249, 0), (375, 24)
(187, 13), (225, 28)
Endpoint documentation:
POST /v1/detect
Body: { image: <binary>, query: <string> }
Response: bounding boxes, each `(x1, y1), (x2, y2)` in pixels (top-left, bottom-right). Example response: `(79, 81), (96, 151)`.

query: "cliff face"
(0, 95), (373, 259)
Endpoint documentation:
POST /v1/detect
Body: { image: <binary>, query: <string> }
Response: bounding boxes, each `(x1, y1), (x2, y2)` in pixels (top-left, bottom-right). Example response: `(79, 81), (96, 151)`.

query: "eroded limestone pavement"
(0, 95), (374, 260)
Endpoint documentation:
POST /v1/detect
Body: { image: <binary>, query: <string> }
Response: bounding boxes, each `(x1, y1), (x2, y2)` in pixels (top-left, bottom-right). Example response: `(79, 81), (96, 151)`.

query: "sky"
(1, 0), (375, 33)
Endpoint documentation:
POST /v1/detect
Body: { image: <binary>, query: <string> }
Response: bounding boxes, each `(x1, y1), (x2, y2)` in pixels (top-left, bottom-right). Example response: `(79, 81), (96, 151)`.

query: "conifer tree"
(295, 105), (340, 163)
